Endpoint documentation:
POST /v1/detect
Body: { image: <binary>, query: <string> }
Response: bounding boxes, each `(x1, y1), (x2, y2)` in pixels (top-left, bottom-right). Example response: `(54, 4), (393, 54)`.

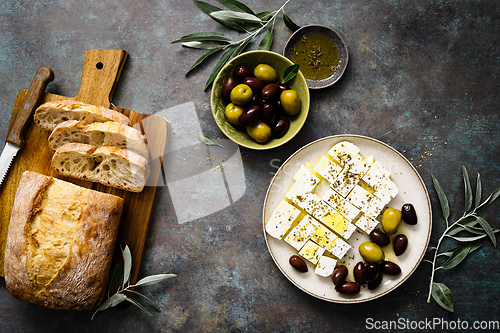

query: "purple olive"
(289, 255), (308, 273)
(370, 229), (391, 247)
(238, 105), (261, 127)
(221, 77), (237, 101)
(402, 203), (418, 225)
(380, 261), (401, 275)
(243, 76), (265, 94)
(278, 82), (290, 92)
(332, 265), (348, 288)
(362, 262), (379, 283)
(393, 234), (408, 256)
(261, 102), (277, 124)
(367, 270), (383, 290)
(336, 281), (360, 295)
(235, 66), (252, 79)
(353, 261), (366, 285)
(261, 83), (280, 101)
(271, 116), (289, 138)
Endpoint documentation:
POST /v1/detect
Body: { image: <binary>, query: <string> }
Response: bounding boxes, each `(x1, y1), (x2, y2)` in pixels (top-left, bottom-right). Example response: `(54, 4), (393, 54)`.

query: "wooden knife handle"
(7, 66), (54, 148)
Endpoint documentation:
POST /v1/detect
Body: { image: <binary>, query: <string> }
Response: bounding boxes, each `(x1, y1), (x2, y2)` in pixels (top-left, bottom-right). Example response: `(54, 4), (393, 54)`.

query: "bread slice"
(34, 99), (132, 131)
(48, 120), (148, 158)
(51, 143), (150, 192)
(4, 171), (124, 311)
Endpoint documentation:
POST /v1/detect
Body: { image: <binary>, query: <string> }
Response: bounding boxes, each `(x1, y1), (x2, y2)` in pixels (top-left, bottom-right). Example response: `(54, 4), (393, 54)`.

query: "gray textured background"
(1, 0), (499, 332)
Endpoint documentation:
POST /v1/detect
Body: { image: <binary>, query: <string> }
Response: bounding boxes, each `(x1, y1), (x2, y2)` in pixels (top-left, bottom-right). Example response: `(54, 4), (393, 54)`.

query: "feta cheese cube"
(330, 167), (362, 197)
(362, 161), (390, 190)
(327, 141), (361, 167)
(293, 165), (320, 192)
(284, 215), (319, 250)
(346, 185), (373, 210)
(327, 236), (351, 259)
(298, 240), (325, 265)
(285, 182), (312, 205)
(313, 155), (343, 184)
(265, 200), (302, 239)
(354, 215), (379, 234)
(374, 186), (393, 206)
(311, 223), (337, 249)
(340, 222), (357, 240)
(314, 256), (338, 277)
(363, 195), (386, 219)
(382, 178), (399, 198)
(320, 188), (361, 222)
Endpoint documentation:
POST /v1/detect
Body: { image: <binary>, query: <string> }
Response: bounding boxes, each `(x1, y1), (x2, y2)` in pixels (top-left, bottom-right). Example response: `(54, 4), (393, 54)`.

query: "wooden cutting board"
(0, 49), (169, 287)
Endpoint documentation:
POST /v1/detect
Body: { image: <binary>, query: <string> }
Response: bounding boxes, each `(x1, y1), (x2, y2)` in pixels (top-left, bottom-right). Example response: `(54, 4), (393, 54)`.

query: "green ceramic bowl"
(211, 50), (310, 150)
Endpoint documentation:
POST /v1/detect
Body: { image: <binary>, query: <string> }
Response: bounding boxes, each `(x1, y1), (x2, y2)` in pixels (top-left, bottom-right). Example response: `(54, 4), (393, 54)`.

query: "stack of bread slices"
(34, 99), (150, 192)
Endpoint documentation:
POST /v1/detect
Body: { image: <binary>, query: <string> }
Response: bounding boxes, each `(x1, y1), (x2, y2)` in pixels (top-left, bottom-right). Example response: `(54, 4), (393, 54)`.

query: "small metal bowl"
(283, 24), (349, 89)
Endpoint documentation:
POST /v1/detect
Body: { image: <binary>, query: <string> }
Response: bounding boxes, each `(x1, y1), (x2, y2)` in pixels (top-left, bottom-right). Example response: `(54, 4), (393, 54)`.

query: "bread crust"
(34, 99), (132, 130)
(4, 171), (124, 310)
(48, 120), (148, 158)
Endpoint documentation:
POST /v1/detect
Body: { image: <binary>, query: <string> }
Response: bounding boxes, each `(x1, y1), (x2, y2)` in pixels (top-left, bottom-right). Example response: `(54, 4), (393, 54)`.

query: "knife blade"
(0, 66), (54, 187)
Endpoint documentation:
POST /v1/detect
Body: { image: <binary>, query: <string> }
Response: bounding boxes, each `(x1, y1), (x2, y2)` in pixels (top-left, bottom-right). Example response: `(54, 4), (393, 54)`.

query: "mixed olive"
(221, 63), (301, 143)
(333, 203), (417, 295)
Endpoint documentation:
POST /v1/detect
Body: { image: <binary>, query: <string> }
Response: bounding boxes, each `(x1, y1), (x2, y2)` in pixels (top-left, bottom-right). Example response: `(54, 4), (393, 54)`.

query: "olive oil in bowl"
(290, 32), (340, 81)
(284, 25), (348, 89)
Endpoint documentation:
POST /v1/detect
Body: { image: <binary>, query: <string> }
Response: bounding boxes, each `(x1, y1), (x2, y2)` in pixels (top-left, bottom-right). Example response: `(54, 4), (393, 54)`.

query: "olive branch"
(91, 245), (176, 320)
(425, 166), (500, 312)
(171, 0), (300, 90)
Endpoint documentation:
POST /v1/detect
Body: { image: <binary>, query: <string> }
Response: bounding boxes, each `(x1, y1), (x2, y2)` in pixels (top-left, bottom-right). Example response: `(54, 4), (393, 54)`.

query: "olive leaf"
(477, 186), (500, 212)
(211, 10), (262, 24)
(181, 41), (229, 50)
(431, 283), (454, 313)
(171, 31), (233, 44)
(217, 0), (255, 15)
(282, 64), (299, 83)
(258, 24), (274, 51)
(198, 132), (225, 148)
(431, 174), (450, 223)
(439, 245), (470, 270)
(187, 47), (224, 74)
(283, 12), (300, 32)
(176, 0), (295, 89)
(440, 243), (482, 257)
(193, 0), (247, 32)
(91, 245), (176, 320)
(475, 173), (482, 209)
(462, 166), (473, 213)
(476, 216), (497, 247)
(426, 167), (499, 312)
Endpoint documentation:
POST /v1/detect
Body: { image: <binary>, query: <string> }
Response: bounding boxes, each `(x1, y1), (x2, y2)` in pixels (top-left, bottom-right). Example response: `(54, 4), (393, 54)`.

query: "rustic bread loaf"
(34, 99), (132, 131)
(4, 171), (124, 311)
(48, 120), (148, 158)
(51, 143), (150, 192)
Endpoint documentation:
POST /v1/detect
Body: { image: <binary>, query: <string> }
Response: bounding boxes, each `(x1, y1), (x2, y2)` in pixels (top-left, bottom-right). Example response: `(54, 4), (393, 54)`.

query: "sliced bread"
(48, 120), (148, 159)
(51, 143), (150, 192)
(34, 99), (132, 131)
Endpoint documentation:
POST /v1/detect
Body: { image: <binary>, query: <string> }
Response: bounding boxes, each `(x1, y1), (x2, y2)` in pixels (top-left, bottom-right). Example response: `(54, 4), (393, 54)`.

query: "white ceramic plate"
(262, 134), (432, 303)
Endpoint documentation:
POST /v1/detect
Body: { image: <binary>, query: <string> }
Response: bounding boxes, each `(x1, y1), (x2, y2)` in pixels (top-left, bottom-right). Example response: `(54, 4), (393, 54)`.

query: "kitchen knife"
(0, 66), (54, 187)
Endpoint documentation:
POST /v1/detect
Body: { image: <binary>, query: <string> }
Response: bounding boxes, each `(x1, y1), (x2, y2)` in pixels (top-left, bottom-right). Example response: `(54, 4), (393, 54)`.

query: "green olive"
(280, 90), (300, 116)
(253, 64), (278, 83)
(224, 103), (244, 126)
(381, 208), (402, 235)
(358, 242), (385, 263)
(246, 120), (271, 143)
(230, 84), (253, 105)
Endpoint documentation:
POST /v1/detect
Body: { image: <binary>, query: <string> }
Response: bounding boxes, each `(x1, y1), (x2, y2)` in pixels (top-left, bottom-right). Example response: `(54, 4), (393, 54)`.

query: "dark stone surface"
(0, 0), (499, 332)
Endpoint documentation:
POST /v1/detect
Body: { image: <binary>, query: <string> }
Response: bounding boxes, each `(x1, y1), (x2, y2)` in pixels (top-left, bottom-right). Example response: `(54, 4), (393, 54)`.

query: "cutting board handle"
(73, 49), (128, 108)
